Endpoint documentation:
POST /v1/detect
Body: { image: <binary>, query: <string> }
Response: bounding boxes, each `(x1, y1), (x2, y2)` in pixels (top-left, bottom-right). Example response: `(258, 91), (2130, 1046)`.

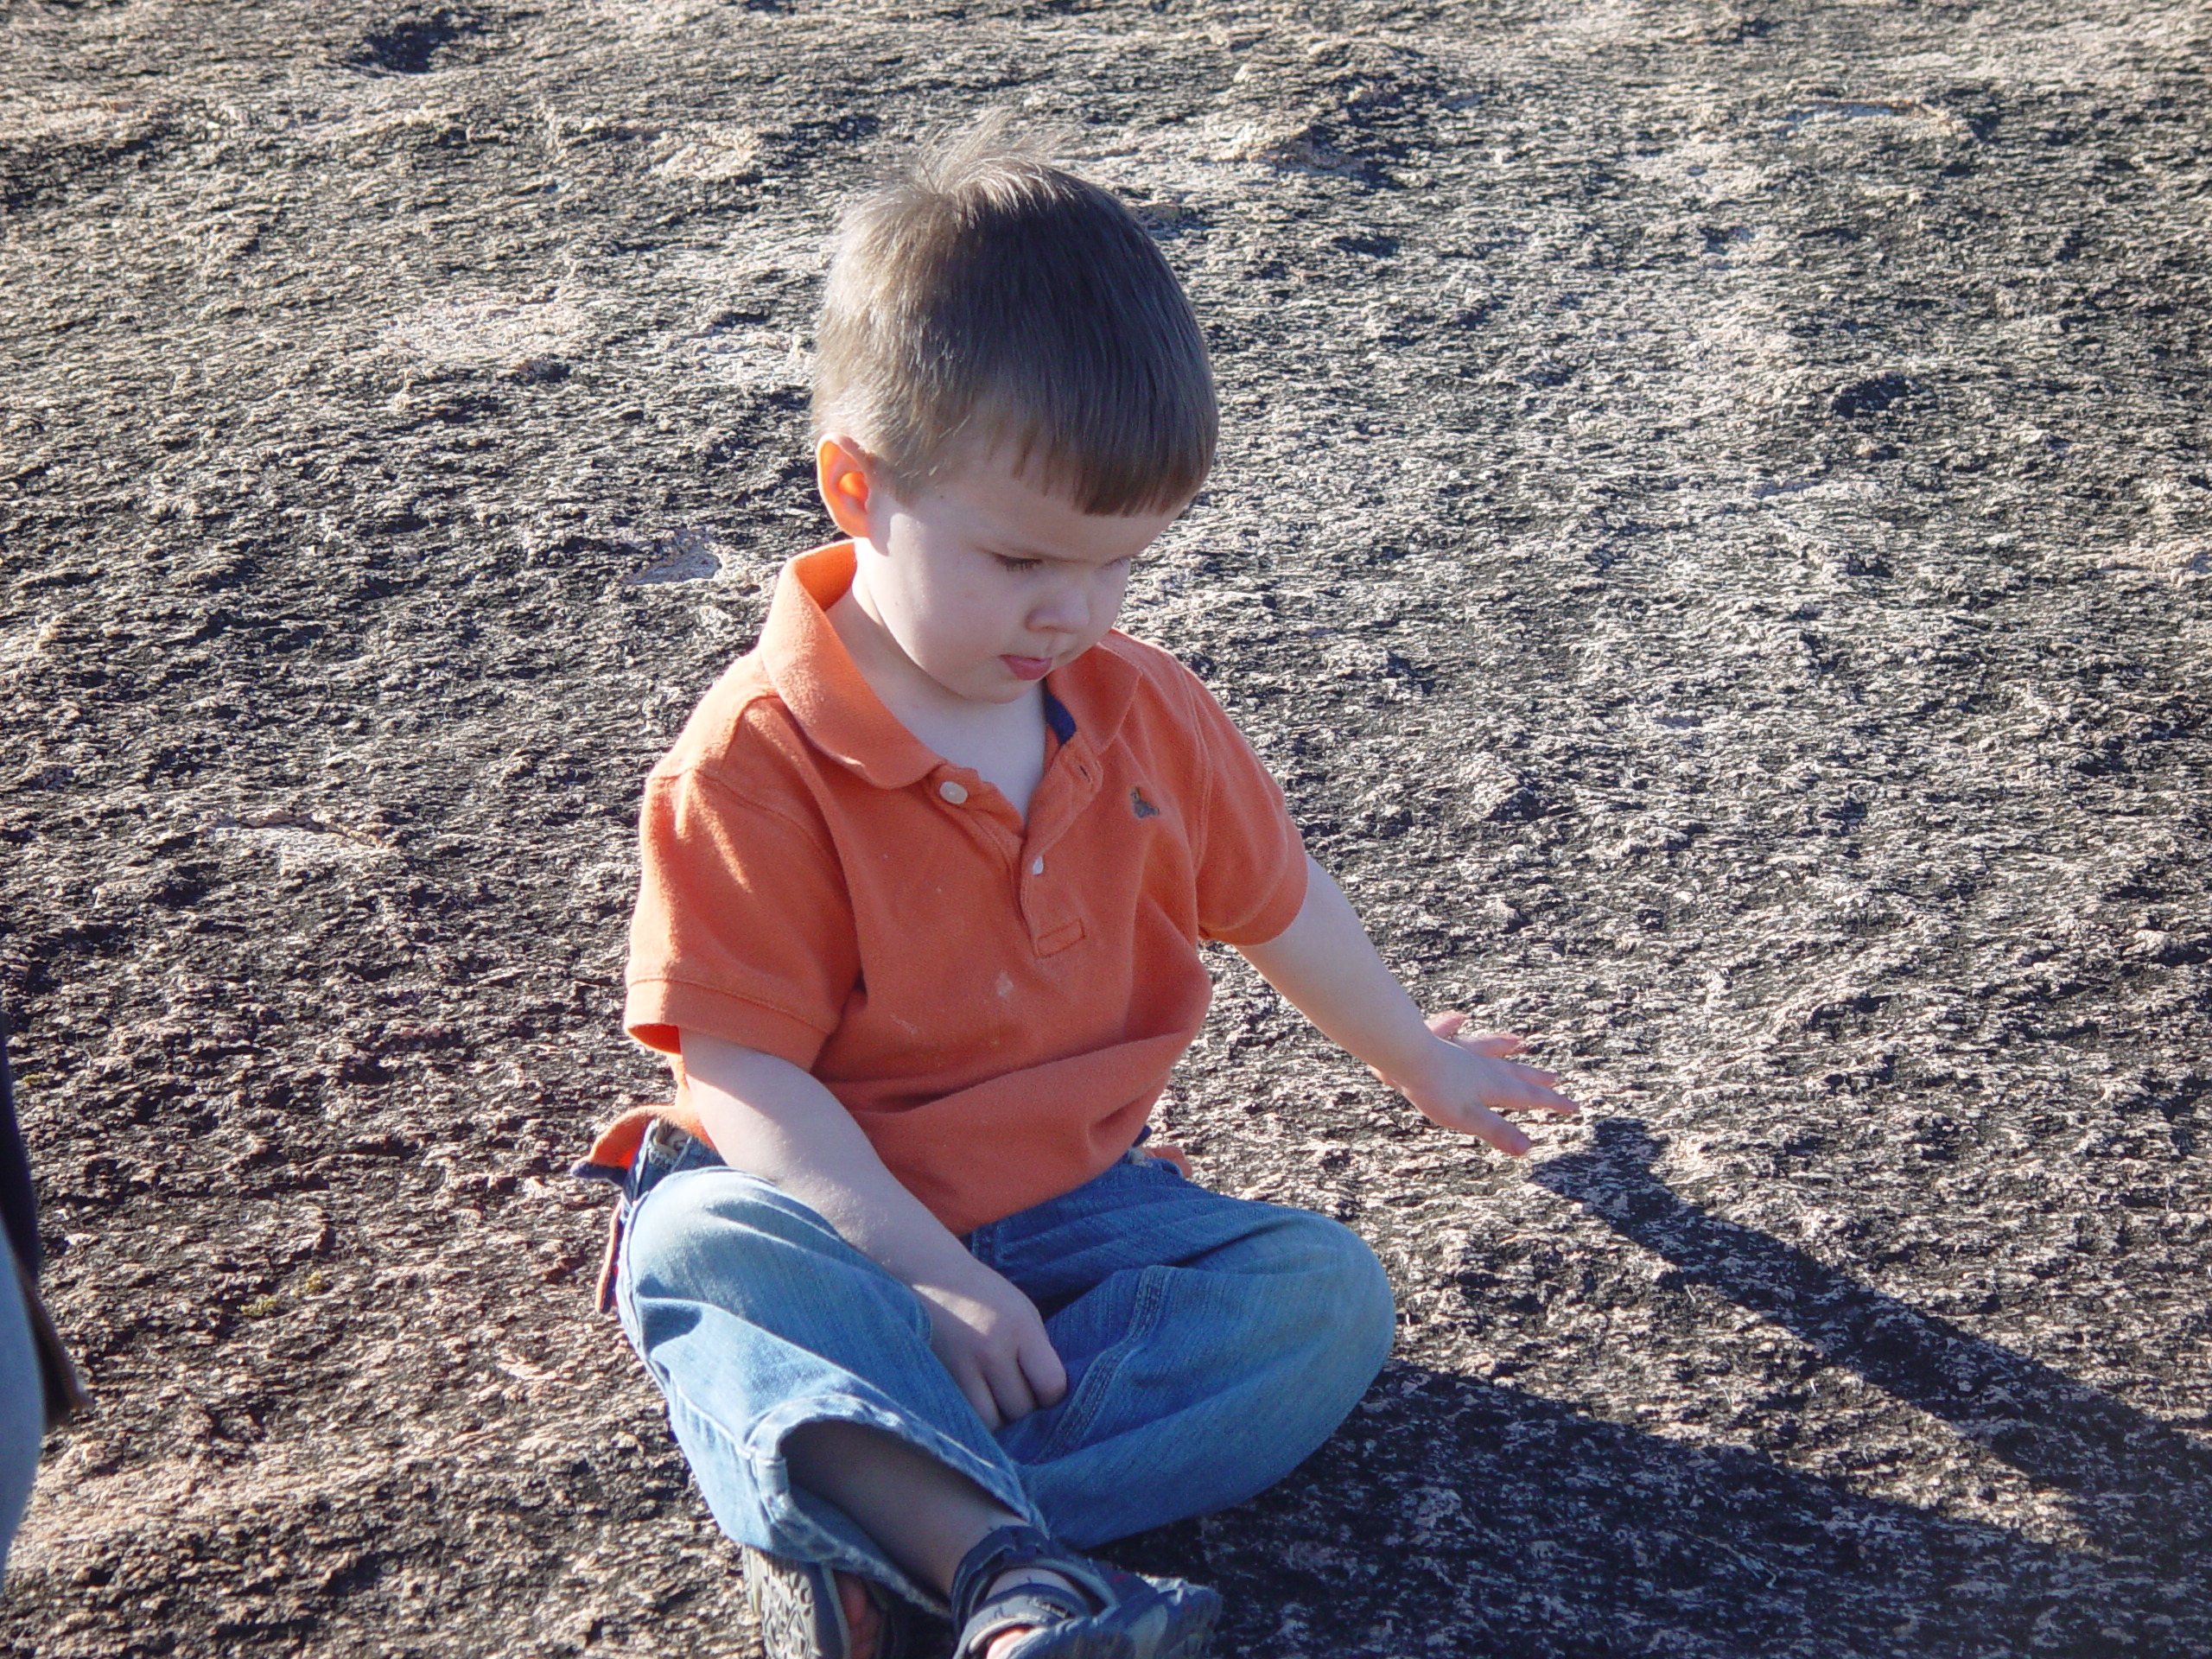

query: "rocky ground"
(2, 0), (2209, 1654)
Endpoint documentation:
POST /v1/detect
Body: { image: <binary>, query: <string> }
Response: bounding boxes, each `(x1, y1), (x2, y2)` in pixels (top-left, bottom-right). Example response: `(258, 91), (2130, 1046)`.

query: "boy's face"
(821, 436), (1185, 708)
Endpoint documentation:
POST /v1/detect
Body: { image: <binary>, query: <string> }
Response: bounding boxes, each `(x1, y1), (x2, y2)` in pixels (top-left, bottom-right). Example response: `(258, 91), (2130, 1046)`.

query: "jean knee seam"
(1033, 1263), (1169, 1463)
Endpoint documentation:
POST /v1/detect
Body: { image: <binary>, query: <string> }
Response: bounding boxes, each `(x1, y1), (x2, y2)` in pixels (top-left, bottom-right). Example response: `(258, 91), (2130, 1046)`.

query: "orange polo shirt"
(580, 541), (1308, 1235)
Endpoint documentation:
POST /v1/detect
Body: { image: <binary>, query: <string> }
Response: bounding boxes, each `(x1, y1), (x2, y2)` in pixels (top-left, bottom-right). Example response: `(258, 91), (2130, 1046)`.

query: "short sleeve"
(623, 765), (858, 1068)
(1178, 668), (1309, 945)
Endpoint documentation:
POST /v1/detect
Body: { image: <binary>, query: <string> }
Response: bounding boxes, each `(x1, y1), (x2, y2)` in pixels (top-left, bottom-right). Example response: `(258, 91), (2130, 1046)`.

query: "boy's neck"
(826, 579), (1048, 819)
(827, 577), (1040, 729)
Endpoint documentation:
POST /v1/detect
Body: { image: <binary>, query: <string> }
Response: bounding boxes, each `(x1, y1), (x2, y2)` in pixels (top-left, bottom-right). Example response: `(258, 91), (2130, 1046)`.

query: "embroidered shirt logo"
(1129, 787), (1160, 820)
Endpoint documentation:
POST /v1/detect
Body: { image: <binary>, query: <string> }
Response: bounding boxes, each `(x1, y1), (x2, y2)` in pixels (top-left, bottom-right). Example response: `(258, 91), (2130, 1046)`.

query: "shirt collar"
(760, 540), (1144, 788)
(1054, 632), (1141, 751)
(761, 543), (940, 790)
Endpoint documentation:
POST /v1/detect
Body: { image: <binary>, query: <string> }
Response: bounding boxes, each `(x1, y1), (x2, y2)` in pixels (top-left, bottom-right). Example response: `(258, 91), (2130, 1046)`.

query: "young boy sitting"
(576, 127), (1578, 1659)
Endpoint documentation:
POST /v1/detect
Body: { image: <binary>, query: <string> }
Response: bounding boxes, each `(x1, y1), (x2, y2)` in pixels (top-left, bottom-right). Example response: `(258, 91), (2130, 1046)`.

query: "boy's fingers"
(987, 1358), (1039, 1424)
(1020, 1336), (1070, 1408)
(1426, 1011), (1470, 1041)
(955, 1364), (1004, 1431)
(1498, 1077), (1579, 1115)
(1427, 1085), (1581, 1151)
(1463, 1103), (1532, 1157)
(1465, 1053), (1573, 1112)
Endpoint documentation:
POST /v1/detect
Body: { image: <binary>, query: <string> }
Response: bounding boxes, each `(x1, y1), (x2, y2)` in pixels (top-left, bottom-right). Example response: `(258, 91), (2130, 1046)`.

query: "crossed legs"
(617, 1156), (1395, 1644)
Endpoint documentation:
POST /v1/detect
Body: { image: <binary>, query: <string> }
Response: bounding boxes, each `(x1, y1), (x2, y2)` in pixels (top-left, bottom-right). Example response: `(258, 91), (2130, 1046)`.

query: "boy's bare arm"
(677, 1029), (1067, 1427)
(1234, 856), (1579, 1156)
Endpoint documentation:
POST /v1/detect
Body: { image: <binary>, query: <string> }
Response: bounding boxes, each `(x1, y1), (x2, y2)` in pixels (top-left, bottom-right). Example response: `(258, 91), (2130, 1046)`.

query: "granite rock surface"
(2, 1), (2209, 1655)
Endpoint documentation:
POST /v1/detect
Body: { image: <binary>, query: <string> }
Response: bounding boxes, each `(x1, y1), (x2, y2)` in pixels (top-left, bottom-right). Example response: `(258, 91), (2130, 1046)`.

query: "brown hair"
(812, 123), (1217, 516)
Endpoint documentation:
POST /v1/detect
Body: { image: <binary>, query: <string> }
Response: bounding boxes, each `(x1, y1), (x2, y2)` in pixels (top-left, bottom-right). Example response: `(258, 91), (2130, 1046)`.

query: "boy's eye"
(995, 555), (1042, 572)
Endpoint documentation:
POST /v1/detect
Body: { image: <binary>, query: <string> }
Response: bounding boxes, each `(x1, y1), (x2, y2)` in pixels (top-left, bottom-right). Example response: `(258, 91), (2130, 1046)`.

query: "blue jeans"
(0, 1262), (40, 1570)
(613, 1126), (1395, 1610)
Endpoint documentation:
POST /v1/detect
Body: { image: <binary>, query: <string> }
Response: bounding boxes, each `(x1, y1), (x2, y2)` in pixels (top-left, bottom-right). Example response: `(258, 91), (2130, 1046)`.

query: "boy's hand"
(677, 1033), (1071, 1432)
(910, 1261), (1068, 1431)
(1379, 1012), (1580, 1158)
(1237, 861), (1580, 1159)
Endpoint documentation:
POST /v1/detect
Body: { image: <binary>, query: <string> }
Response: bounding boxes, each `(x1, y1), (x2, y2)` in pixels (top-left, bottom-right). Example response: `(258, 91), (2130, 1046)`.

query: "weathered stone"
(3, 1), (2209, 1656)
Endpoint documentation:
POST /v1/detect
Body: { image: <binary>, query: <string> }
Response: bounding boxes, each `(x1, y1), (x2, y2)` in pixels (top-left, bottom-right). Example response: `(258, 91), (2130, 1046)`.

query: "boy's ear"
(817, 435), (876, 539)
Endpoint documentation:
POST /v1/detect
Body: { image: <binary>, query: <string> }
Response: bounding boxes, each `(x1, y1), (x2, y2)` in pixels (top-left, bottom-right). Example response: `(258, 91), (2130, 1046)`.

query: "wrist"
(885, 1228), (995, 1296)
(1373, 1027), (1456, 1101)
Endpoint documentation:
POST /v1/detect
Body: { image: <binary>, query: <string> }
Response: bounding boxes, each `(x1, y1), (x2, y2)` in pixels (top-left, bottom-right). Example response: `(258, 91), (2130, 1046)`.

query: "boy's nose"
(1027, 584), (1090, 637)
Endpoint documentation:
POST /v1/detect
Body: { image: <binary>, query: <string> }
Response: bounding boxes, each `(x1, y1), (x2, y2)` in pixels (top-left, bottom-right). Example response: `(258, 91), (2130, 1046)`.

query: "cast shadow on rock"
(1112, 1357), (2147, 1659)
(1103, 1121), (2209, 1658)
(1533, 1118), (2212, 1567)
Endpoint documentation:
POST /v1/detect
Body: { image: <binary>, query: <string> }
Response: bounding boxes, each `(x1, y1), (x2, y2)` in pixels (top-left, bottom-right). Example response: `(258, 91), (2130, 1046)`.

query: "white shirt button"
(1031, 856), (1045, 876)
(938, 779), (969, 804)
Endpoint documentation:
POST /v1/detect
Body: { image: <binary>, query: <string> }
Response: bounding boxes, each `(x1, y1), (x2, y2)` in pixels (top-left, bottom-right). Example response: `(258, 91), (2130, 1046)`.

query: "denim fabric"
(614, 1124), (1395, 1609)
(0, 1262), (40, 1570)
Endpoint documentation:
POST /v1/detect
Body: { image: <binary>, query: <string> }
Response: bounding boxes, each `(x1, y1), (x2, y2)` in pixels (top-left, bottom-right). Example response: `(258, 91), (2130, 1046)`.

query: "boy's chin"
(924, 668), (1041, 707)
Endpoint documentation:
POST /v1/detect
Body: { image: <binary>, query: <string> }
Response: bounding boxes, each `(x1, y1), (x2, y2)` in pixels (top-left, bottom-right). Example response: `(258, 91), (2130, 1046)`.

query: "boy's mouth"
(1001, 654), (1053, 681)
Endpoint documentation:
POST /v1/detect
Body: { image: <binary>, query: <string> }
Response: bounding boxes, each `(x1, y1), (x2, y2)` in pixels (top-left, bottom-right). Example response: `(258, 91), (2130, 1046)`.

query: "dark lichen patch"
(345, 9), (487, 77)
